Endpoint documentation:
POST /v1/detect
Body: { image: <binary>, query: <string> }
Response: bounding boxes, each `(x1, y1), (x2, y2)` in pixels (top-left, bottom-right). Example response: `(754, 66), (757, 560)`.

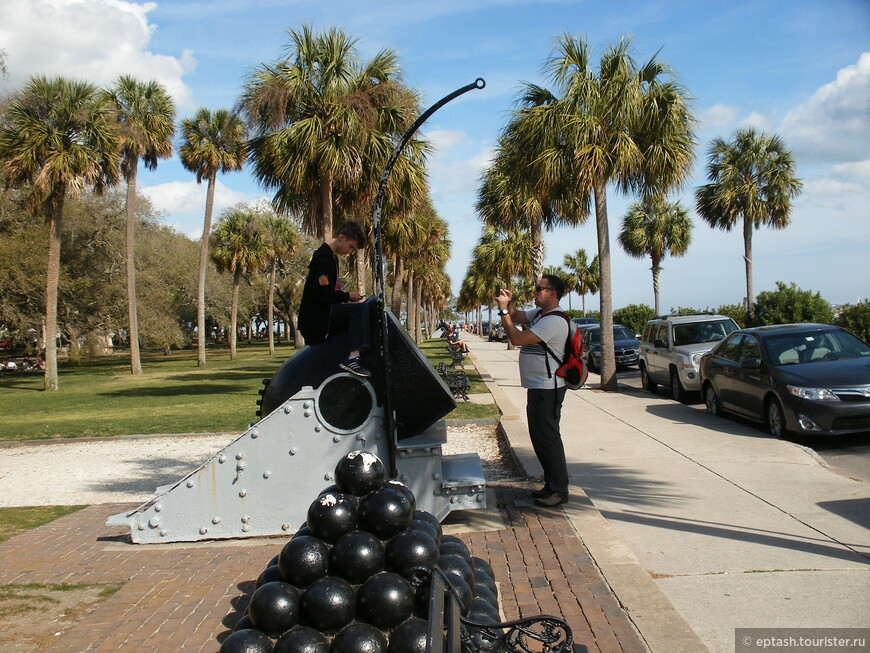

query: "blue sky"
(1, 0), (868, 312)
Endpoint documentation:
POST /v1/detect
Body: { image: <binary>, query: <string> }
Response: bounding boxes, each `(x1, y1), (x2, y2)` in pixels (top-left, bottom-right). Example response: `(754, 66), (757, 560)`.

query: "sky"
(1, 0), (868, 313)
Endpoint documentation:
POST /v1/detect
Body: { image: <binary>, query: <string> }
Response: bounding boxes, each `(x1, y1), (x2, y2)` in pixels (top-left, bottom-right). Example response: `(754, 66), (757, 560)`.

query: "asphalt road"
(614, 366), (870, 483)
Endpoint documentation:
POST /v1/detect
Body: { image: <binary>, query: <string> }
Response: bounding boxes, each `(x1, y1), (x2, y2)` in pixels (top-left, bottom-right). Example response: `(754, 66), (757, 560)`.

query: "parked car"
(488, 323), (506, 342)
(699, 323), (870, 438)
(579, 324), (640, 373)
(639, 314), (740, 401)
(572, 317), (599, 328)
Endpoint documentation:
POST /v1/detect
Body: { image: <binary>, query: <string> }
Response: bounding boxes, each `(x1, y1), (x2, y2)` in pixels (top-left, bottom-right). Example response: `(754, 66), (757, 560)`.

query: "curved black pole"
(372, 78), (485, 478)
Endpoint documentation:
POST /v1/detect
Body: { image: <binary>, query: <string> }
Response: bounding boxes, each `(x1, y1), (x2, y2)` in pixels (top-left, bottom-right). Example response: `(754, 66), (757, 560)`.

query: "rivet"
(263, 471), (272, 479)
(148, 517), (160, 528)
(251, 430), (259, 439)
(242, 524), (251, 532)
(236, 452), (245, 460)
(186, 480), (195, 488)
(476, 494), (484, 502)
(281, 524), (291, 531)
(433, 473), (441, 480)
(303, 401), (311, 409)
(242, 515), (251, 523)
(450, 496), (458, 504)
(159, 529), (168, 536)
(236, 461), (246, 471)
(289, 447), (297, 455)
(304, 410), (311, 418)
(283, 406), (291, 414)
(136, 522), (144, 531)
(356, 433), (365, 440)
(332, 435), (341, 443)
(200, 527), (208, 534)
(218, 455), (227, 463)
(239, 489), (247, 498)
(212, 516), (222, 524)
(324, 473), (333, 481)
(154, 504), (162, 512)
(314, 425), (322, 432)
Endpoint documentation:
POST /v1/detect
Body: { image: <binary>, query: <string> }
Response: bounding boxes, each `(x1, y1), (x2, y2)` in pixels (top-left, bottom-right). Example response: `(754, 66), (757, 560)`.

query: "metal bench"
(446, 344), (465, 369)
(437, 362), (470, 401)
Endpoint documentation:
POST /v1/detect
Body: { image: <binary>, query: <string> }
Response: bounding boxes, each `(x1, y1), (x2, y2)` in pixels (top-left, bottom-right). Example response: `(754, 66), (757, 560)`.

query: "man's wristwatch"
(498, 308), (509, 316)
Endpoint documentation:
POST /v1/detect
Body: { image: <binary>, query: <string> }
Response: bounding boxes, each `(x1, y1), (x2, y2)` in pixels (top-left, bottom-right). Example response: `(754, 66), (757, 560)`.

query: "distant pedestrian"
(297, 220), (371, 377)
(496, 274), (570, 507)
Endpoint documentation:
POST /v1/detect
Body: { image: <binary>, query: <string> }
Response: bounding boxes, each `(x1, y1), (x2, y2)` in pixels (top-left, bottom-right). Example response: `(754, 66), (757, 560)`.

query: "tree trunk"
(651, 257), (662, 317)
(594, 179), (617, 391)
(125, 164), (143, 375)
(289, 307), (304, 349)
(390, 255), (404, 317)
(268, 259), (276, 355)
(532, 219), (544, 282)
(321, 175), (333, 242)
(406, 275), (415, 334)
(355, 248), (367, 296)
(743, 216), (753, 311)
(230, 268), (240, 360)
(43, 194), (64, 391)
(581, 294), (586, 316)
(196, 173), (217, 367)
(414, 281), (423, 343)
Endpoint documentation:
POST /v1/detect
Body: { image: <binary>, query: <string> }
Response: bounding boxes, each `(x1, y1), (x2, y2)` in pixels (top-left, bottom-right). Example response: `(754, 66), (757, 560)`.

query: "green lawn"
(0, 506), (87, 544)
(0, 339), (498, 442)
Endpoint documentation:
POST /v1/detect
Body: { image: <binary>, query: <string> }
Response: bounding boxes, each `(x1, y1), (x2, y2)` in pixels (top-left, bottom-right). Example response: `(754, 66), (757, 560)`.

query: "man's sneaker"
(340, 358), (371, 378)
(533, 493), (567, 507)
(530, 487), (550, 499)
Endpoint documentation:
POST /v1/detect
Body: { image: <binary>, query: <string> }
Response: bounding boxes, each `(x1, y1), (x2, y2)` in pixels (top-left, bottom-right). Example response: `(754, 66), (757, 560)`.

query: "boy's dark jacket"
(297, 243), (351, 344)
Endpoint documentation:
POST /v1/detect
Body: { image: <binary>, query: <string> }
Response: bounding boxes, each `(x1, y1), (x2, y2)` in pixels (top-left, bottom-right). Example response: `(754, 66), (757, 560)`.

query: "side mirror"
(741, 357), (762, 370)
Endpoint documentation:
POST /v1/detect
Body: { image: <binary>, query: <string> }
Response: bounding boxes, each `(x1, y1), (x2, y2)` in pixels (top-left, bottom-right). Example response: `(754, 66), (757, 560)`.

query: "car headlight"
(691, 353), (702, 367)
(787, 385), (839, 401)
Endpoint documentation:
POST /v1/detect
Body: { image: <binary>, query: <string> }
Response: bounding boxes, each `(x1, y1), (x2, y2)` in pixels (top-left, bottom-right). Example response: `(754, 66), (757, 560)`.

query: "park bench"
(446, 344), (465, 369)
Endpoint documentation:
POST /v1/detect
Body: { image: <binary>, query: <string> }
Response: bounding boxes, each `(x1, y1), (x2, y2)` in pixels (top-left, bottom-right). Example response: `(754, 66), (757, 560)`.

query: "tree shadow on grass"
(98, 383), (249, 397)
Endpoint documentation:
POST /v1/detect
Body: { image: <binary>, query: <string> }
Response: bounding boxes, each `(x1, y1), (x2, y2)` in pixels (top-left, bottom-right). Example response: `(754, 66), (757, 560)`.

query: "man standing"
(298, 220), (371, 377)
(495, 274), (570, 507)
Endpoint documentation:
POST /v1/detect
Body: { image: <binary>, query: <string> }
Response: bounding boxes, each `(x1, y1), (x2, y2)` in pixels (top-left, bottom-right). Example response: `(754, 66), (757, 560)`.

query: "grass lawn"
(0, 339), (498, 442)
(0, 506), (87, 544)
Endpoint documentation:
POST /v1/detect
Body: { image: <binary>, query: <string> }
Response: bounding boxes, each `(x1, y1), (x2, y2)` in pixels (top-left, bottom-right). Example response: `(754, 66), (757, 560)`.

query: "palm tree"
(103, 76), (176, 375)
(695, 128), (801, 309)
(618, 197), (692, 315)
(563, 249), (599, 316)
(210, 208), (270, 360)
(514, 36), (695, 390)
(179, 108), (247, 367)
(242, 25), (420, 243)
(263, 214), (298, 354)
(0, 76), (119, 390)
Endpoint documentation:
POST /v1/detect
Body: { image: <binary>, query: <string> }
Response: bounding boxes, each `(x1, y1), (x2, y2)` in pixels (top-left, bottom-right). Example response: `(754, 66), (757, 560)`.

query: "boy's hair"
(542, 273), (565, 299)
(336, 221), (367, 248)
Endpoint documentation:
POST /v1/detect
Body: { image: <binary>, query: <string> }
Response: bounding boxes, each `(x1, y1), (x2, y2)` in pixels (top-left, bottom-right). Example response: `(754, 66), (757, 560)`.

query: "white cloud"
(141, 178), (253, 236)
(831, 159), (870, 182)
(780, 52), (870, 163)
(699, 104), (740, 131)
(0, 0), (197, 111)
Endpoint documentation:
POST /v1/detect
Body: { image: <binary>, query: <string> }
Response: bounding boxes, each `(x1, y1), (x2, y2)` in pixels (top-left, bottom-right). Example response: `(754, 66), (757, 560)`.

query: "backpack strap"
(534, 310), (572, 383)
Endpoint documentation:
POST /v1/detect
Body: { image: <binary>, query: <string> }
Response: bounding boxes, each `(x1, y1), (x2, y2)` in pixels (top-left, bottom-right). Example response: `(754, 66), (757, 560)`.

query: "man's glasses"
(534, 285), (554, 292)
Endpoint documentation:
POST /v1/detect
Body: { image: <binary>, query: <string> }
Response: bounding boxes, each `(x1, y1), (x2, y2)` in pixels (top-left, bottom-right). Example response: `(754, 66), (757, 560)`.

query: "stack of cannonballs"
(220, 451), (501, 653)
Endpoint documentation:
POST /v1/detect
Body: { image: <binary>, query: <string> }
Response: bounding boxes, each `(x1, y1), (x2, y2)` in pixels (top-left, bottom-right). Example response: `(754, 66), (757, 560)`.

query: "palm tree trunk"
(196, 173), (217, 367)
(355, 248), (366, 296)
(532, 219), (544, 281)
(414, 282), (423, 343)
(594, 179), (617, 391)
(406, 275), (415, 334)
(390, 256), (404, 317)
(230, 268), (240, 360)
(581, 293), (586, 316)
(43, 195), (64, 391)
(321, 175), (333, 242)
(743, 216), (753, 311)
(125, 169), (143, 375)
(268, 259), (276, 355)
(651, 257), (662, 316)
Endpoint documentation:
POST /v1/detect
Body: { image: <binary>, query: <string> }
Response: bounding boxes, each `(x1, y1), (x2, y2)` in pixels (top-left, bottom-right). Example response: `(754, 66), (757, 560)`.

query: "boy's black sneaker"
(340, 358), (371, 378)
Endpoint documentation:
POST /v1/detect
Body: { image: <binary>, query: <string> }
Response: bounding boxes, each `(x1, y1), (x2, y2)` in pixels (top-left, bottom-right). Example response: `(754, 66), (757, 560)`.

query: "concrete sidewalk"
(468, 335), (870, 653)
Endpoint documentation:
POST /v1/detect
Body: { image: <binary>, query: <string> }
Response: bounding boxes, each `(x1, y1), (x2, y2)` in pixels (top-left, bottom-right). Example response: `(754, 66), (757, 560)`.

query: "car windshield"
(762, 329), (870, 365)
(672, 320), (738, 346)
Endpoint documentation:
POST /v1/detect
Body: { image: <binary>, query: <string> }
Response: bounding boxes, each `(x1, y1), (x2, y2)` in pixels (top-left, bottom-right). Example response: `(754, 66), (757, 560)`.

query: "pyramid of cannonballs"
(220, 451), (500, 653)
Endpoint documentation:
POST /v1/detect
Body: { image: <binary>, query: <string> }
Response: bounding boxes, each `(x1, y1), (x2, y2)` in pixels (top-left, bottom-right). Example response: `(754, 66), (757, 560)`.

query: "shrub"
(752, 282), (833, 326)
(715, 303), (751, 328)
(612, 304), (655, 335)
(835, 300), (870, 342)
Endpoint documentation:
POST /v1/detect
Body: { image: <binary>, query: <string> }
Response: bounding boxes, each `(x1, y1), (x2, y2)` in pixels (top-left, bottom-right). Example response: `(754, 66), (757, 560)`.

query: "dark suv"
(579, 324), (640, 373)
(639, 314), (739, 401)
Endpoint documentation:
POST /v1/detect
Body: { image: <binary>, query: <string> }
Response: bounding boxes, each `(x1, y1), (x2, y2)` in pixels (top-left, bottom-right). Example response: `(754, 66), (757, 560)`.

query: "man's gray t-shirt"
(518, 308), (568, 389)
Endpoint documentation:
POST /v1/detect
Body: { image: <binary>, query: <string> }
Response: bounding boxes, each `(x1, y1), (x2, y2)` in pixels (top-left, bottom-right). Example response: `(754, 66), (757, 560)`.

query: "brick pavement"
(0, 485), (646, 652)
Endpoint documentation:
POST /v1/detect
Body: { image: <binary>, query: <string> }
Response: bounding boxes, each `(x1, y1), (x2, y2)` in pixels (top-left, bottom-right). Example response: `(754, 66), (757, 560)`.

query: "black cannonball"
(248, 581), (301, 638)
(439, 534), (465, 547)
(385, 480), (416, 512)
(331, 622), (388, 653)
(278, 536), (330, 588)
(470, 557), (495, 578)
(439, 540), (472, 566)
(299, 576), (356, 634)
(334, 451), (387, 497)
(231, 613), (254, 633)
(387, 617), (429, 653)
(385, 530), (439, 582)
(256, 564), (285, 589)
(220, 628), (274, 653)
(472, 583), (498, 607)
(274, 625), (330, 653)
(359, 488), (413, 540)
(473, 568), (497, 596)
(268, 555), (280, 567)
(437, 553), (475, 591)
(444, 573), (472, 615)
(463, 624), (506, 653)
(293, 523), (311, 539)
(356, 572), (414, 630)
(412, 510), (442, 536)
(408, 519), (440, 546)
(329, 530), (385, 584)
(307, 492), (358, 544)
(467, 597), (500, 623)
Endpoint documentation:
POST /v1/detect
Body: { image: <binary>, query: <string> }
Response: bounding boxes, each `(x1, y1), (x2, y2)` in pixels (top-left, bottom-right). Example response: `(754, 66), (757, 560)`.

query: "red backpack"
(537, 311), (588, 390)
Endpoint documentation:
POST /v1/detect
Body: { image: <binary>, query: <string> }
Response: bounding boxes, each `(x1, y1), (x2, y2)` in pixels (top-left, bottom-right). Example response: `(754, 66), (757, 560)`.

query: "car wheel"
(640, 363), (657, 393)
(670, 370), (687, 403)
(587, 353), (599, 374)
(704, 383), (721, 416)
(766, 398), (786, 438)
